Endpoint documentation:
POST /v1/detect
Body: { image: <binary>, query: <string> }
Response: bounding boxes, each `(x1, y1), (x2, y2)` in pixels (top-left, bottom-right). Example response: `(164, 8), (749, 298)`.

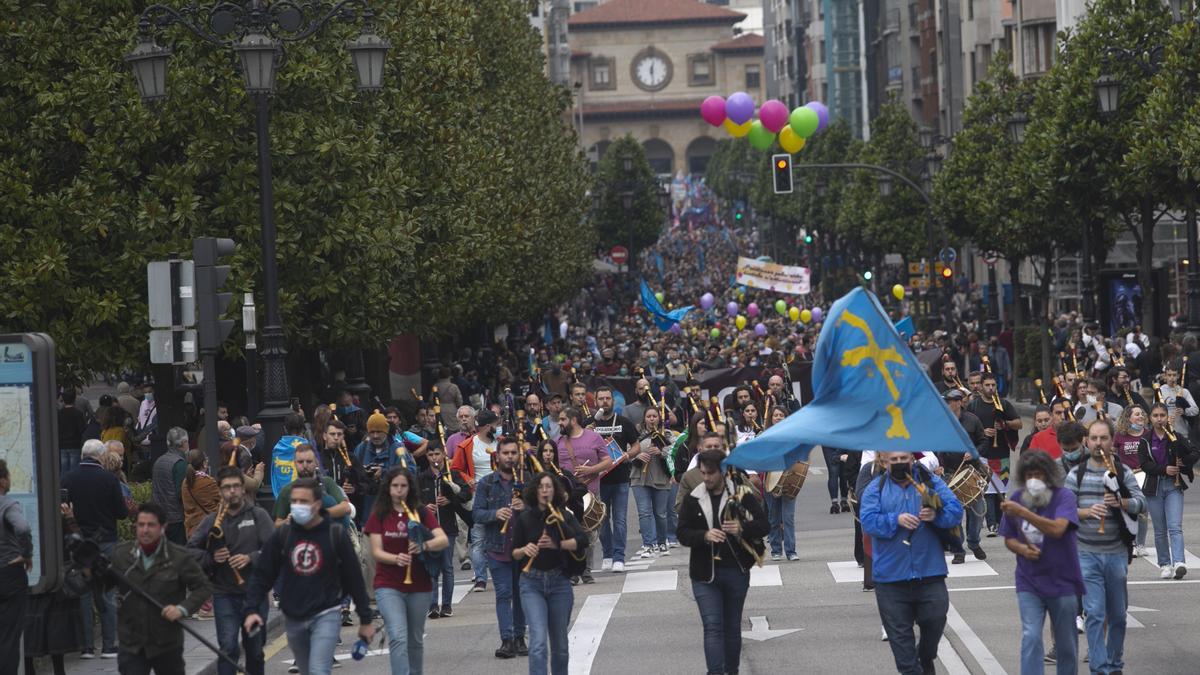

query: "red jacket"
(450, 435), (491, 486)
(1027, 427), (1062, 459)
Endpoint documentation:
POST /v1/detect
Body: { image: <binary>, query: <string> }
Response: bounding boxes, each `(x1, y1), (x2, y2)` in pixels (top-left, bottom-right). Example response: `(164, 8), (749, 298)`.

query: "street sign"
(939, 247), (957, 264)
(147, 260), (195, 328)
(611, 246), (629, 265)
(149, 329), (198, 365)
(984, 250), (1000, 265)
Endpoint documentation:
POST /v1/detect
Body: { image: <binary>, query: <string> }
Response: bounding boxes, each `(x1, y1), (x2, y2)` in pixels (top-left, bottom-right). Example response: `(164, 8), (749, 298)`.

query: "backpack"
(872, 466), (963, 553)
(1072, 462), (1136, 562)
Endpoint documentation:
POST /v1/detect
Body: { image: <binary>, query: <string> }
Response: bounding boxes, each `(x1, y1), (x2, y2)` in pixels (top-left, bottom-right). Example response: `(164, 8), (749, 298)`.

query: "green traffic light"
(804, 235), (813, 244)
(735, 212), (743, 220)
(863, 270), (873, 281)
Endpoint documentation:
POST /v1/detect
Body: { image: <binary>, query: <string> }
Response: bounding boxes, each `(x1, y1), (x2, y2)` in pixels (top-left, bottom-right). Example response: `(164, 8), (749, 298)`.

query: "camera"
(65, 533), (112, 579)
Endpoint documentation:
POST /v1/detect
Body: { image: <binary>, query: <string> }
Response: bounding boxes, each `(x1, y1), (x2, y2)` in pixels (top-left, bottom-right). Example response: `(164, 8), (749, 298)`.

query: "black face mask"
(889, 463), (912, 482)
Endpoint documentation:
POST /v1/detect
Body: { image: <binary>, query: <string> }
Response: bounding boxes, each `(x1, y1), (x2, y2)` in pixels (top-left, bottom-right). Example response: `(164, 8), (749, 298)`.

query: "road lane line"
(949, 579), (1200, 592)
(621, 570), (677, 593)
(568, 593), (620, 675)
(263, 632), (289, 660)
(945, 602), (1008, 675)
(938, 637), (971, 675)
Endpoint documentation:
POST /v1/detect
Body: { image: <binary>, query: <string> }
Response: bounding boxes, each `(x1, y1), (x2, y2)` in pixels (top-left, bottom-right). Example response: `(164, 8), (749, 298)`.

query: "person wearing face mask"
(859, 452), (963, 675)
(1073, 380), (1123, 425)
(244, 477), (375, 675)
(938, 389), (990, 564)
(1156, 362), (1198, 438)
(622, 379), (651, 428)
(451, 409), (500, 592)
(1112, 405), (1151, 557)
(594, 348), (621, 377)
(998, 450), (1085, 674)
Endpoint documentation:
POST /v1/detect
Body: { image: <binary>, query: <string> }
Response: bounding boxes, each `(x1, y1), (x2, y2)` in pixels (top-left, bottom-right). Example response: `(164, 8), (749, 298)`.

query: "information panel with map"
(0, 341), (41, 585)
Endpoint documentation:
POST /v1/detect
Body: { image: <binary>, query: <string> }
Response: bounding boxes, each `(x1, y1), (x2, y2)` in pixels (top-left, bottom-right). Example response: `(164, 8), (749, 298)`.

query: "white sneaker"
(770, 553), (782, 561)
(1175, 563), (1188, 579)
(658, 544), (670, 556)
(601, 558), (613, 571)
(638, 546), (654, 559)
(880, 626), (889, 641)
(668, 541), (678, 548)
(1076, 615), (1085, 634)
(1161, 565), (1174, 579)
(1133, 545), (1148, 558)
(612, 561), (625, 573)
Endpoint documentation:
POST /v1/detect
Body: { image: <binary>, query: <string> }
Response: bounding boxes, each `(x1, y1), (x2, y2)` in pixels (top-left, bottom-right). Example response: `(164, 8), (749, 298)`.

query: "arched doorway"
(642, 138), (674, 176)
(685, 136), (716, 175)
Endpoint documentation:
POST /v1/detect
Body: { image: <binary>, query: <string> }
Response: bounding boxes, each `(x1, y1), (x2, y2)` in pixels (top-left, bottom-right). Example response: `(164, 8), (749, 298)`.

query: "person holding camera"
(111, 502), (212, 675)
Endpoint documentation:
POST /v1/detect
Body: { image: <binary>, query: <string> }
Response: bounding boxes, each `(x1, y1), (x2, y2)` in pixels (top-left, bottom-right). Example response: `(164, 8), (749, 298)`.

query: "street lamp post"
(242, 292), (258, 420)
(126, 1), (390, 446)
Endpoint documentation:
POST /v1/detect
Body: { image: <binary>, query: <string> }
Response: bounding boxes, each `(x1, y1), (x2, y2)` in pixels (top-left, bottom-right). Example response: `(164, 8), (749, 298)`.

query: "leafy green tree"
(0, 0), (591, 383)
(592, 135), (663, 258)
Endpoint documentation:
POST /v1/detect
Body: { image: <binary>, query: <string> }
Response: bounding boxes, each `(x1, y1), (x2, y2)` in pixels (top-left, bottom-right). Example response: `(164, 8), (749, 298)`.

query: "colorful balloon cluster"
(701, 94), (830, 153)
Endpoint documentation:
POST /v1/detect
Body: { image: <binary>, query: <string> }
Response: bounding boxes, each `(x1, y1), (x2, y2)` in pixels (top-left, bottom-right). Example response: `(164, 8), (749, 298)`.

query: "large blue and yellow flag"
(639, 280), (693, 331)
(725, 288), (974, 471)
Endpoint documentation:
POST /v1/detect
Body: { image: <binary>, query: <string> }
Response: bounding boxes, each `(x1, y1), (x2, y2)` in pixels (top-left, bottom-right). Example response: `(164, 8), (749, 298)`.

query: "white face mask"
(290, 503), (315, 525)
(1086, 394), (1098, 405)
(1025, 478), (1048, 496)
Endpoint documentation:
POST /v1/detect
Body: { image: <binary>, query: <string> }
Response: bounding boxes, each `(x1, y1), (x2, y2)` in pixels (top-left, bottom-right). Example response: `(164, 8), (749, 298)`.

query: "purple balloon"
(805, 101), (831, 133)
(747, 302), (760, 318)
(669, 323), (683, 335)
(700, 96), (727, 127)
(700, 292), (715, 310)
(759, 99), (789, 133)
(726, 92), (755, 125)
(754, 322), (767, 337)
(811, 306), (824, 322)
(726, 301), (739, 317)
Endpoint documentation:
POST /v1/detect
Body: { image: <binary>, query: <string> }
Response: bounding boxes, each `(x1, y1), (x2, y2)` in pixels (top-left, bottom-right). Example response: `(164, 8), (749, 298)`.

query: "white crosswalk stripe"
(826, 556), (998, 583)
(621, 569), (678, 593)
(1139, 547), (1200, 569)
(749, 564), (782, 587)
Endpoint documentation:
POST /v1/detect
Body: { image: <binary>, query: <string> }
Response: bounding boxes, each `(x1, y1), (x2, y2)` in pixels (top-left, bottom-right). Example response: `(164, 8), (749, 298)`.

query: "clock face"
(633, 53), (671, 91)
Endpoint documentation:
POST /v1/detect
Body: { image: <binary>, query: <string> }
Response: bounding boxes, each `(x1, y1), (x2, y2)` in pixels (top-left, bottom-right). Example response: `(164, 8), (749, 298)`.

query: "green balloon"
(655, 291), (665, 303)
(747, 121), (775, 151)
(775, 299), (787, 315)
(789, 107), (819, 138)
(710, 328), (721, 339)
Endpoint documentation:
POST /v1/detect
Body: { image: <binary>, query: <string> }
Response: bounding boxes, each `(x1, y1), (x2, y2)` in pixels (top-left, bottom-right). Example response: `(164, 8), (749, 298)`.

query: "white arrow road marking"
(1125, 604), (1159, 629)
(945, 602), (1008, 675)
(568, 593), (620, 675)
(741, 615), (802, 642)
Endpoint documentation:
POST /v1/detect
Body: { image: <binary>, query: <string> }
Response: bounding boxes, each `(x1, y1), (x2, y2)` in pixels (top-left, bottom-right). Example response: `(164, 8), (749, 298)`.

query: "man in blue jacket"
(860, 451), (964, 675)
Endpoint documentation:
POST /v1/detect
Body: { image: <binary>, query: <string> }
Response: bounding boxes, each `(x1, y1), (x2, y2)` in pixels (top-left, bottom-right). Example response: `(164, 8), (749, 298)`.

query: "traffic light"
(941, 266), (954, 285)
(804, 233), (814, 244)
(194, 237), (236, 352)
(772, 153), (793, 194)
(862, 270), (874, 281)
(734, 209), (744, 221)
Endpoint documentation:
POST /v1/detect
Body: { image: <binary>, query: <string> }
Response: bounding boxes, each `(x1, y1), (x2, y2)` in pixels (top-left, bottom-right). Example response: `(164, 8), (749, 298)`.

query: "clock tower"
(568, 0), (765, 176)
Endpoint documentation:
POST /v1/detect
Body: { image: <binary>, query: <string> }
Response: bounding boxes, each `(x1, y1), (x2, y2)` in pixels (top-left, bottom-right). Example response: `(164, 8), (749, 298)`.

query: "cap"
(476, 410), (499, 427)
(235, 425), (258, 440)
(942, 388), (965, 401)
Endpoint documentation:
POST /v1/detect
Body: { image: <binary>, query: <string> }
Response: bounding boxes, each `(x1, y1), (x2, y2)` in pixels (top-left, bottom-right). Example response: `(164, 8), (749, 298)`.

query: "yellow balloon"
(779, 125), (806, 153)
(735, 315), (747, 330)
(800, 309), (812, 324)
(788, 307), (801, 322)
(724, 118), (752, 138)
(892, 284), (906, 301)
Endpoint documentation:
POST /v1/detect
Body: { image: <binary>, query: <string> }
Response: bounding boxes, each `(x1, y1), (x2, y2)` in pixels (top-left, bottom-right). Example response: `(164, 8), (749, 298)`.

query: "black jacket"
(419, 466), (473, 534)
(186, 504), (275, 594)
(1137, 432), (1200, 497)
(61, 459), (128, 544)
(110, 539), (211, 659)
(676, 479), (769, 581)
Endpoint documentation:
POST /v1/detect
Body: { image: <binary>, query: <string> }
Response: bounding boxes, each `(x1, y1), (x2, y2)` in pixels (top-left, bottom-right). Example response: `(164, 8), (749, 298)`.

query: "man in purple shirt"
(555, 407), (612, 495)
(999, 450), (1085, 674)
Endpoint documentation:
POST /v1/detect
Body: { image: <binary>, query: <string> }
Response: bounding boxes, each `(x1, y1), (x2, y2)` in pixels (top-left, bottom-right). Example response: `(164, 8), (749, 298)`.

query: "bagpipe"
(712, 467), (765, 567)
(401, 503), (443, 580)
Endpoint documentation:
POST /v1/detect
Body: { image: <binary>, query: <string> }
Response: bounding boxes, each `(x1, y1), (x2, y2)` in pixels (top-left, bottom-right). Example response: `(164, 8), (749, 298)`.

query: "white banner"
(735, 257), (811, 295)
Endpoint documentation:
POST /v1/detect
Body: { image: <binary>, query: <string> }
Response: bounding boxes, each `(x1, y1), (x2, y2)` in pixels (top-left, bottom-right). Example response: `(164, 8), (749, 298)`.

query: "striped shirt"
(1065, 461), (1145, 554)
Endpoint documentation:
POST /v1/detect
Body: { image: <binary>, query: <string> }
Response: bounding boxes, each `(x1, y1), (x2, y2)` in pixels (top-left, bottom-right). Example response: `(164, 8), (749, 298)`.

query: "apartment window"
(1023, 23), (1056, 74)
(574, 2), (597, 11)
(819, 39), (826, 64)
(745, 64), (761, 90)
(590, 57), (615, 90)
(821, 81), (829, 101)
(818, 0), (824, 20)
(968, 0), (974, 20)
(969, 49), (977, 87)
(688, 54), (714, 86)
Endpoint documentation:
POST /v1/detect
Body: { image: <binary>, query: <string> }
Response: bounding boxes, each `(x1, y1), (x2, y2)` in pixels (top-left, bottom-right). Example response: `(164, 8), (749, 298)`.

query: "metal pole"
(1080, 218), (1096, 325)
(1187, 199), (1200, 335)
(253, 92), (291, 448)
(986, 262), (1001, 337)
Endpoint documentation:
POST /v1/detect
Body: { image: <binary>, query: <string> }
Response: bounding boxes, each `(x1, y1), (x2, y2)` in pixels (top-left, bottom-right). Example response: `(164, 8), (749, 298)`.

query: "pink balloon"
(747, 302), (759, 318)
(759, 100), (789, 133)
(701, 96), (727, 127)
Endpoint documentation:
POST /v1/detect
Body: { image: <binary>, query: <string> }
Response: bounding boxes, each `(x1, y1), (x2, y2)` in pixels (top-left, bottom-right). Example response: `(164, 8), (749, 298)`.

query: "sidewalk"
(56, 611), (284, 675)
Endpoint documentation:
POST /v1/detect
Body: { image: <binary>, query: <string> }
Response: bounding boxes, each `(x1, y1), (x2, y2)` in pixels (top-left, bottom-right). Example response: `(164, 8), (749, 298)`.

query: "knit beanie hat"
(367, 409), (389, 433)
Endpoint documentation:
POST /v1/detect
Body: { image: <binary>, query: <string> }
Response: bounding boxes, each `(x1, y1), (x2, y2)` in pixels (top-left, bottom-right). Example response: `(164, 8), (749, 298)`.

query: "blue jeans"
(1078, 551), (1128, 674)
(1017, 592), (1077, 675)
(764, 493), (796, 557)
(375, 587), (432, 675)
(520, 569), (574, 675)
(599, 482), (629, 563)
(822, 447), (847, 500)
(964, 498), (985, 548)
(667, 482), (679, 544)
(213, 593), (269, 675)
(632, 485), (670, 548)
(691, 566), (750, 675)
(81, 541), (117, 652)
(283, 607), (342, 675)
(487, 557), (525, 640)
(470, 521), (489, 583)
(875, 577), (949, 675)
(1147, 482), (1186, 566)
(431, 534), (456, 607)
(60, 447), (80, 477)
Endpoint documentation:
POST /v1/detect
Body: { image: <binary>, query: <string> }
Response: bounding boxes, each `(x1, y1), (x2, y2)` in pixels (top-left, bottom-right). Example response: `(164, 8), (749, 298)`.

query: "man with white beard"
(998, 450), (1085, 675)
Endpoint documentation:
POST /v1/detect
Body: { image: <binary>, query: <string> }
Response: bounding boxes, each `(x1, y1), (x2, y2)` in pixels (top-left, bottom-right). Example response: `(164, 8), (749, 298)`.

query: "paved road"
(252, 444), (1200, 675)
